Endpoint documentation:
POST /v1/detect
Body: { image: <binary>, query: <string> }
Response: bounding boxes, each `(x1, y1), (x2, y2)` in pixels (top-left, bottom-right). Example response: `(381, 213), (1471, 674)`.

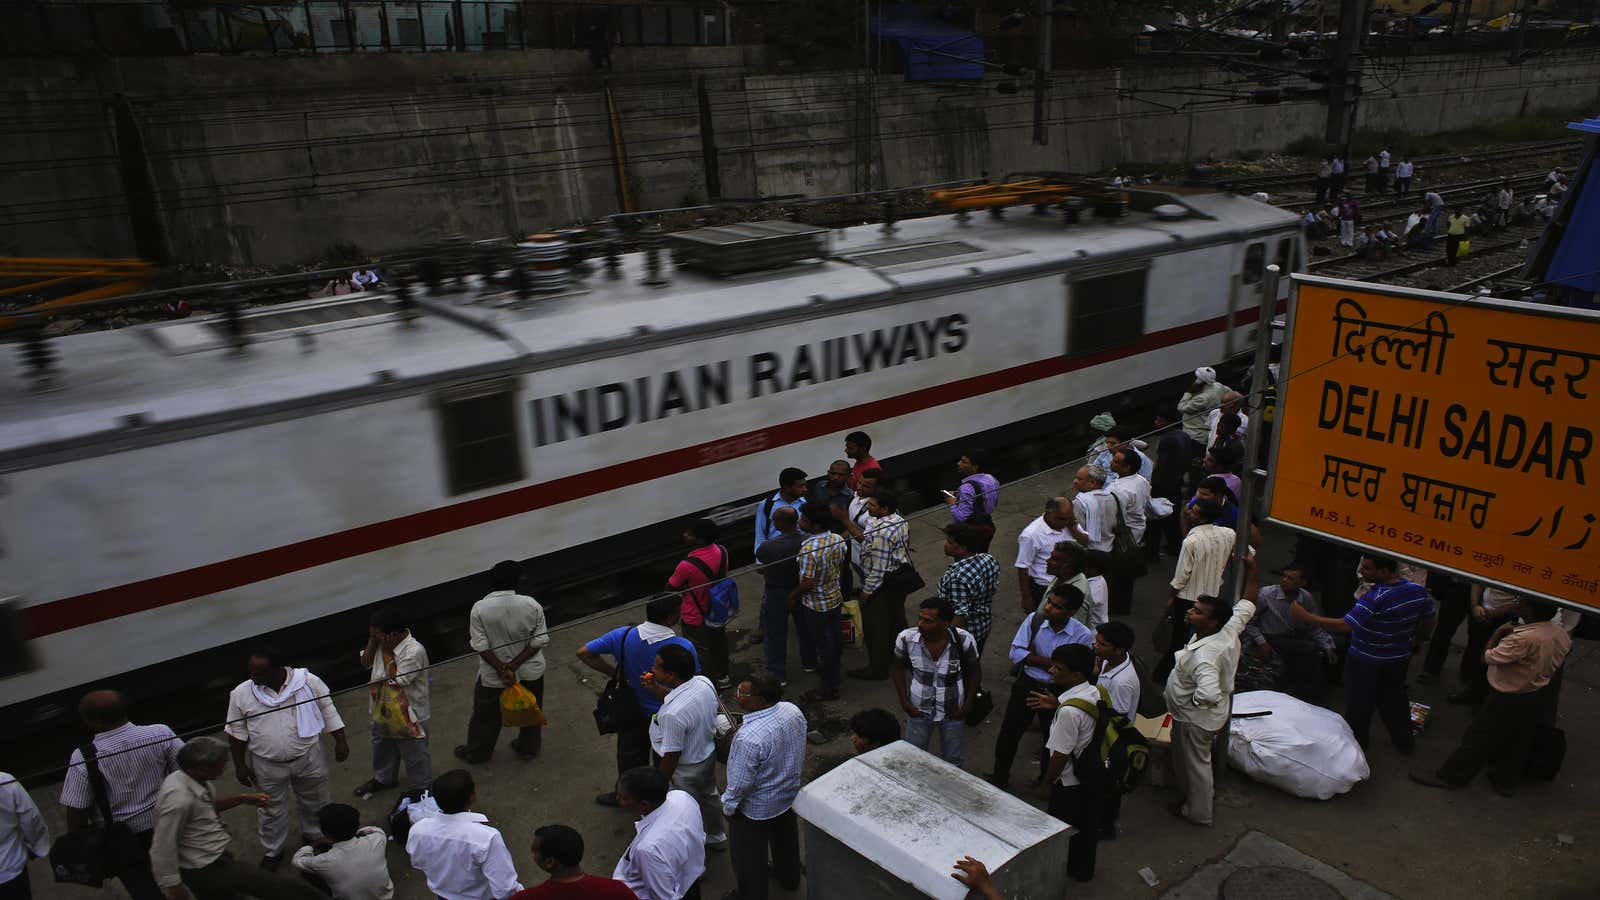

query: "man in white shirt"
(1015, 497), (1073, 612)
(0, 770), (49, 900)
(224, 650), (349, 868)
(646, 645), (726, 848)
(1105, 448), (1151, 617)
(405, 770), (521, 900)
(1156, 499), (1237, 683)
(357, 611), (431, 797)
(1068, 466), (1116, 554)
(613, 767), (705, 900)
(59, 690), (182, 900)
(1092, 621), (1140, 839)
(461, 560), (550, 764)
(1030, 644), (1104, 883)
(1164, 557), (1259, 827)
(292, 804), (392, 900)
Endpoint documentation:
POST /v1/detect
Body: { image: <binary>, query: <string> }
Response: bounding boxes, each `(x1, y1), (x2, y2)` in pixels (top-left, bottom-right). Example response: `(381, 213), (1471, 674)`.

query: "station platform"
(18, 455), (1600, 899)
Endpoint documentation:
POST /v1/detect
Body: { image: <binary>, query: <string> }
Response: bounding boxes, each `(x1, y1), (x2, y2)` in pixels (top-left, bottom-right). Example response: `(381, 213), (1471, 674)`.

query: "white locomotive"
(0, 186), (1299, 726)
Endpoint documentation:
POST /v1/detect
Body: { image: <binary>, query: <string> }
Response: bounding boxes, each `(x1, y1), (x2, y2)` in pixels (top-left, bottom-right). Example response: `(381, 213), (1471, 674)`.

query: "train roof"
(0, 191), (1298, 463)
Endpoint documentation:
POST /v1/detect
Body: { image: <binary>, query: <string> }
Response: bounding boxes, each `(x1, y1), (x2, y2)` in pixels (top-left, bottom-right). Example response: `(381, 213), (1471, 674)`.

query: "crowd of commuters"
(0, 392), (1582, 900)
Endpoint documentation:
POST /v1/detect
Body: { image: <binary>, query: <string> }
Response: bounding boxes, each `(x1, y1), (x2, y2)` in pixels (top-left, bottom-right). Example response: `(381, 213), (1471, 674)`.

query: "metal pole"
(1231, 263), (1280, 600)
(1507, 0), (1533, 63)
(1033, 0), (1052, 145)
(1323, 0), (1367, 150)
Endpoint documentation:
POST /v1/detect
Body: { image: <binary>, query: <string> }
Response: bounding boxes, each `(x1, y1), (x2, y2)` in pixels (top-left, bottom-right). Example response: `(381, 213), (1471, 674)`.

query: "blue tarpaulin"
(1545, 117), (1600, 302)
(1544, 157), (1600, 294)
(871, 4), (983, 81)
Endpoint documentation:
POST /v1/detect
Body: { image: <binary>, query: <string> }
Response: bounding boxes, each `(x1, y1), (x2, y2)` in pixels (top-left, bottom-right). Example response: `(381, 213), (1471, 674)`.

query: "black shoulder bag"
(593, 627), (645, 736)
(50, 743), (144, 886)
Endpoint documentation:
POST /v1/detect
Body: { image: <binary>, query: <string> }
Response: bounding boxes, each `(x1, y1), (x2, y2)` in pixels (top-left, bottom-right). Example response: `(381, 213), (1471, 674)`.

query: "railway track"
(1219, 138), (1580, 193)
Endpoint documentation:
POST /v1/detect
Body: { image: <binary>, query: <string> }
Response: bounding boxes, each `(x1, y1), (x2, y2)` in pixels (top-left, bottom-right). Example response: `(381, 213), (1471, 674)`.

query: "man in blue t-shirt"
(1293, 554), (1436, 754)
(578, 593), (699, 807)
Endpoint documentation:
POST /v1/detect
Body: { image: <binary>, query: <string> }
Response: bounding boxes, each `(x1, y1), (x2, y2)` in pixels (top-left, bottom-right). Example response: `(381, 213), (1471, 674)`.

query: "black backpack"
(1062, 685), (1151, 794)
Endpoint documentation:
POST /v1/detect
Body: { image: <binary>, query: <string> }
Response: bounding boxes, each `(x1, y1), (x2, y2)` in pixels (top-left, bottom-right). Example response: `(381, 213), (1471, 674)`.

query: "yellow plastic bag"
(501, 683), (547, 728)
(1456, 239), (1471, 258)
(839, 599), (864, 647)
(373, 684), (414, 738)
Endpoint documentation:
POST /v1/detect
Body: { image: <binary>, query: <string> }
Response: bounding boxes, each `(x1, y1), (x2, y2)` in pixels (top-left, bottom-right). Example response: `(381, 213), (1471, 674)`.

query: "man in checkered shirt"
(790, 502), (848, 702)
(843, 489), (912, 682)
(892, 597), (982, 766)
(939, 523), (1000, 652)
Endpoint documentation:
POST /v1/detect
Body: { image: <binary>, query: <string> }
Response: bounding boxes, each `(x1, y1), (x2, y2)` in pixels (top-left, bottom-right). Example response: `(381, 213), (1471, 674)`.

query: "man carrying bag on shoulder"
(54, 691), (184, 900)
(843, 490), (919, 682)
(578, 594), (700, 807)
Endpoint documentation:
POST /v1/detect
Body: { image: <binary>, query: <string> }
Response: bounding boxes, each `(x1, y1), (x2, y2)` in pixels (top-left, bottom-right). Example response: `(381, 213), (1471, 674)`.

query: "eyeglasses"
(734, 689), (752, 699)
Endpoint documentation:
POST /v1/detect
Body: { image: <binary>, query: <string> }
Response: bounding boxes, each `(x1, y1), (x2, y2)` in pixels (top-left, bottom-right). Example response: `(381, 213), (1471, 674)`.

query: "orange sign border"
(1267, 274), (1600, 613)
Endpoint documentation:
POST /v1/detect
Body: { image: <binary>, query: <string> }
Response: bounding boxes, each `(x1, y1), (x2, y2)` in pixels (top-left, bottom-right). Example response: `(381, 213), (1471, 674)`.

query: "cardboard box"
(1135, 713), (1173, 745)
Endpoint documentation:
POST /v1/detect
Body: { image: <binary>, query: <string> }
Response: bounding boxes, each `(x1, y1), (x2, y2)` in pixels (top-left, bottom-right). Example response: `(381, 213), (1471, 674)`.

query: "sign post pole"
(1231, 264), (1280, 599)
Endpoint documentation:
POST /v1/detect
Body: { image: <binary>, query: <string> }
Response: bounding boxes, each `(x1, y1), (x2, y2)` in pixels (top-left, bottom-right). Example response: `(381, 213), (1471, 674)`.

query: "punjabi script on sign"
(1308, 296), (1599, 594)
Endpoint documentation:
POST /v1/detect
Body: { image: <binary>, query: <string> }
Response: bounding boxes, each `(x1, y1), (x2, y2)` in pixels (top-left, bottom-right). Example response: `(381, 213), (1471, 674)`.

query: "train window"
(1067, 264), (1147, 357)
(436, 382), (525, 495)
(1242, 242), (1266, 284)
(1276, 237), (1294, 273)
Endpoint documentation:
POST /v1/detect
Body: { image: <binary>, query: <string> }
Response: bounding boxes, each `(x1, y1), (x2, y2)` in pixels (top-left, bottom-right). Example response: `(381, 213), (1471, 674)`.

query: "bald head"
(79, 690), (129, 732)
(772, 505), (798, 531)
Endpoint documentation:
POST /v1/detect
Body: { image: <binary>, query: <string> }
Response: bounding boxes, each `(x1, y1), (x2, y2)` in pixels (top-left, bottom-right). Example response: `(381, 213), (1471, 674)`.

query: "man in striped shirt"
(790, 503), (848, 702)
(1156, 499), (1236, 683)
(844, 490), (911, 681)
(60, 690), (183, 900)
(1294, 554), (1436, 754)
(721, 673), (806, 900)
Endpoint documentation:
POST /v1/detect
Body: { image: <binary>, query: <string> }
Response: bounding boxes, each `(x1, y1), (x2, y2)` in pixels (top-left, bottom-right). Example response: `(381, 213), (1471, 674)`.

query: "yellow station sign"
(1268, 276), (1600, 611)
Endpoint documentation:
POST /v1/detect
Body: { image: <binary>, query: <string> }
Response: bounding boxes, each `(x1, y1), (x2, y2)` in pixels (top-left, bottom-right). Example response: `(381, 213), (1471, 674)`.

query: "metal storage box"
(793, 742), (1074, 900)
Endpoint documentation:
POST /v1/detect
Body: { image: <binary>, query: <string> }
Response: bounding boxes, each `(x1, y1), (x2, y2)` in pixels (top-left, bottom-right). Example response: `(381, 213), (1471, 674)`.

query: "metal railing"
(1, 1), (732, 57)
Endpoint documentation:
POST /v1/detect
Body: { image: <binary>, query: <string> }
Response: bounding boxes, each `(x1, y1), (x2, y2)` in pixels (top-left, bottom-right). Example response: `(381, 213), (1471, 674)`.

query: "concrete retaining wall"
(4, 48), (1598, 265)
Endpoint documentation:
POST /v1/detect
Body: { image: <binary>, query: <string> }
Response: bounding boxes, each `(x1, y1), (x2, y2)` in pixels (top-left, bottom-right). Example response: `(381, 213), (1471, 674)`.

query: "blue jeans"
(904, 715), (965, 766)
(762, 586), (816, 679)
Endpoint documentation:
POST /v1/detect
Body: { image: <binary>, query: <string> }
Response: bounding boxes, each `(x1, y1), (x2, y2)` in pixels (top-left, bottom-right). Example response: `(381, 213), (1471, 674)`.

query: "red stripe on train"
(22, 306), (1269, 637)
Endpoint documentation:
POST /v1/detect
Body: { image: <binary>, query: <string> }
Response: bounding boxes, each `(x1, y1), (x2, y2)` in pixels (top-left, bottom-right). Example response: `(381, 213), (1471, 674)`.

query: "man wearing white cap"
(1178, 368), (1230, 446)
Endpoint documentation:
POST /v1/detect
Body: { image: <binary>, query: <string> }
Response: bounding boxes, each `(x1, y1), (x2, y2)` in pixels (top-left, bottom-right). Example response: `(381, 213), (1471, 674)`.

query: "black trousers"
(1343, 655), (1414, 751)
(1107, 570), (1136, 617)
(860, 588), (908, 677)
(1048, 782), (1101, 882)
(990, 675), (1055, 782)
(181, 853), (323, 900)
(1438, 688), (1542, 790)
(728, 810), (801, 900)
(682, 621), (729, 683)
(616, 715), (652, 775)
(1422, 575), (1471, 676)
(0, 869), (28, 900)
(1269, 634), (1329, 703)
(1445, 234), (1462, 266)
(109, 829), (164, 900)
(464, 677), (544, 759)
(1145, 508), (1183, 560)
